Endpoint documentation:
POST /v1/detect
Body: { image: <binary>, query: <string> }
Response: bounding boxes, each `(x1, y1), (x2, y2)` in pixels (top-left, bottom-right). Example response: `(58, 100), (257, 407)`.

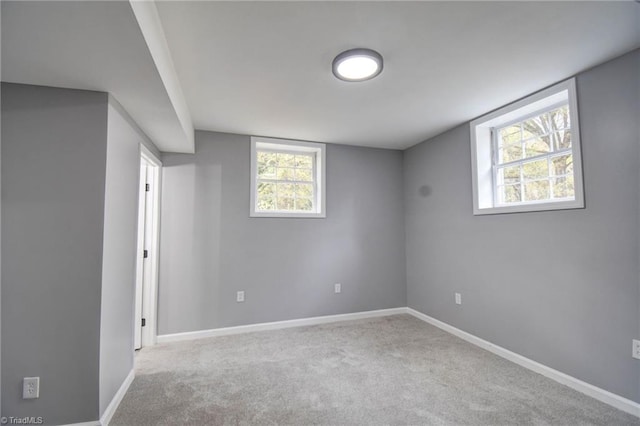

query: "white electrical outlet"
(334, 283), (341, 294)
(23, 377), (40, 399)
(633, 339), (640, 360)
(455, 293), (462, 305)
(236, 291), (245, 303)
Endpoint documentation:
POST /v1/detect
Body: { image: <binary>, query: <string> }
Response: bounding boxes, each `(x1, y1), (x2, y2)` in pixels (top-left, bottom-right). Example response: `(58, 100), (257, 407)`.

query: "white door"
(134, 148), (162, 350)
(134, 160), (149, 350)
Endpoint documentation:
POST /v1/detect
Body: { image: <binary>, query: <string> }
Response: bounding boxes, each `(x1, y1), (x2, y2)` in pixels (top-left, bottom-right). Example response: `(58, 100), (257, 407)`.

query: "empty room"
(1, 1), (639, 425)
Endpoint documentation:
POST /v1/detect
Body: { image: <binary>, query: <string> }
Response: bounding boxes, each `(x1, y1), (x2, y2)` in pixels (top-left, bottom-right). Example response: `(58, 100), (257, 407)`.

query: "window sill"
(473, 199), (584, 215)
(250, 211), (326, 219)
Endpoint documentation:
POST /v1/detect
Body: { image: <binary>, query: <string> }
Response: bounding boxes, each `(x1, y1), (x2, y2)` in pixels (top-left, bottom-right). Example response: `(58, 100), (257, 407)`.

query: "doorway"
(135, 145), (162, 349)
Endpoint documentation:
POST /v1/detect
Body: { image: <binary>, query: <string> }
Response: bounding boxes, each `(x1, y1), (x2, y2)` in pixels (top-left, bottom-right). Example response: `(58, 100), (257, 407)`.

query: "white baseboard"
(406, 307), (640, 418)
(99, 368), (135, 426)
(157, 307), (407, 344)
(63, 422), (100, 426)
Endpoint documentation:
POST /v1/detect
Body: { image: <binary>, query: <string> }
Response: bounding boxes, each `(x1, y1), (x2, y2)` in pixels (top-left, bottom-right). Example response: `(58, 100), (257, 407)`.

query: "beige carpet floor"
(111, 314), (639, 425)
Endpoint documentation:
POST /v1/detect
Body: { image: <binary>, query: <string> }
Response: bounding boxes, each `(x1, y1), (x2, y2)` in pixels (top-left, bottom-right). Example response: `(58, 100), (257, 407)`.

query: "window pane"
(277, 183), (294, 198)
(295, 155), (313, 168)
(524, 180), (550, 201)
(295, 198), (313, 211)
(499, 143), (523, 164)
(522, 159), (549, 180)
(551, 129), (571, 150)
(257, 165), (276, 178)
(549, 105), (570, 131)
(551, 154), (573, 176)
(277, 153), (296, 167)
(257, 151), (277, 167)
(257, 198), (276, 210)
(256, 182), (276, 211)
(257, 182), (276, 197)
(295, 168), (313, 182)
(276, 167), (295, 181)
(522, 113), (549, 140)
(295, 183), (313, 198)
(276, 197), (295, 210)
(524, 135), (551, 158)
(499, 125), (521, 145)
(497, 166), (520, 185)
(499, 184), (521, 204)
(257, 182), (276, 210)
(552, 175), (575, 199)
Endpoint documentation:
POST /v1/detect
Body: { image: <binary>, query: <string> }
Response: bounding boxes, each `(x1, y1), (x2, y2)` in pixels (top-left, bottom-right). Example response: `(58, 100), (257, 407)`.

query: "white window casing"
(470, 78), (584, 215)
(250, 136), (326, 218)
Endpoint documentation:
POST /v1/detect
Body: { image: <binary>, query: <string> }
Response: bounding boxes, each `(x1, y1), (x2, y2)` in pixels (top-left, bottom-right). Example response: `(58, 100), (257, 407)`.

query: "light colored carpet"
(111, 315), (639, 425)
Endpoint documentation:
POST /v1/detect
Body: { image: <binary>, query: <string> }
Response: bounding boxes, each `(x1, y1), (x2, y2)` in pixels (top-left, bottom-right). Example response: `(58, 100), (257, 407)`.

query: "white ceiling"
(2, 2), (639, 152)
(156, 1), (640, 150)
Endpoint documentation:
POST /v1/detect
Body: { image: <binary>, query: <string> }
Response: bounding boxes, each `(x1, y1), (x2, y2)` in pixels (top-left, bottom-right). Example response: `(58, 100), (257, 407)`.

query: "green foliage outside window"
(496, 105), (574, 204)
(256, 151), (315, 212)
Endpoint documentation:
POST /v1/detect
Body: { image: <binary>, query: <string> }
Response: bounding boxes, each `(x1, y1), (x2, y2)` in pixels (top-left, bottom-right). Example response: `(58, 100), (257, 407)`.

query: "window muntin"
(250, 137), (326, 218)
(470, 78), (584, 215)
(493, 103), (575, 206)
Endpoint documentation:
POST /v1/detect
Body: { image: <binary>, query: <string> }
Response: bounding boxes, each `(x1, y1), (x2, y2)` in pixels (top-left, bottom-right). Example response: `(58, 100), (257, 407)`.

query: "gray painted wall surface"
(98, 100), (141, 415)
(1, 5), (3, 413)
(158, 131), (406, 335)
(404, 51), (640, 402)
(1, 83), (107, 423)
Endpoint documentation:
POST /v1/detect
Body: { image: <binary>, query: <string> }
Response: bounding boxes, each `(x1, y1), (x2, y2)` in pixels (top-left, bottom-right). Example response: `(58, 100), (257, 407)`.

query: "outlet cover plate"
(633, 339), (640, 360)
(236, 291), (245, 303)
(23, 377), (40, 399)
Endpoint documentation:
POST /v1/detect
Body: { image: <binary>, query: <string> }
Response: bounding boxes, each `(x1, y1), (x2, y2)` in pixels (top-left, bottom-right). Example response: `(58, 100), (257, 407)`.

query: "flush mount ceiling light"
(332, 48), (383, 82)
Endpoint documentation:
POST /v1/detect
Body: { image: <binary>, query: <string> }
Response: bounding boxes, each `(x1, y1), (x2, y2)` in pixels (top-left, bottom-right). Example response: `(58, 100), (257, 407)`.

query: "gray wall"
(404, 51), (640, 403)
(98, 99), (142, 416)
(1, 83), (107, 423)
(1, 4), (3, 413)
(158, 131), (406, 335)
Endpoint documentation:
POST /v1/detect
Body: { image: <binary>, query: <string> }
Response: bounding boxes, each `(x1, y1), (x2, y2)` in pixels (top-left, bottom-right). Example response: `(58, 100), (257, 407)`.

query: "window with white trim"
(470, 78), (584, 215)
(250, 137), (326, 218)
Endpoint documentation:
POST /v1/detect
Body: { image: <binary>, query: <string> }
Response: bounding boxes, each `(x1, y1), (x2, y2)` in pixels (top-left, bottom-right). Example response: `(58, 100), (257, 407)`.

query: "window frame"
(470, 78), (584, 215)
(250, 136), (326, 218)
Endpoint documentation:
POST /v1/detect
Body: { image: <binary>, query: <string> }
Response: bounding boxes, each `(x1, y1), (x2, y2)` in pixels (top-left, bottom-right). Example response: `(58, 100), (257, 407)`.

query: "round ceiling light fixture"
(332, 48), (383, 82)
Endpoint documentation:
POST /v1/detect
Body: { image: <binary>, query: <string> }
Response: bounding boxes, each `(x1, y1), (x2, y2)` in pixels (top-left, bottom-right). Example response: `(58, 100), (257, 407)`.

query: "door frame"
(135, 144), (162, 348)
